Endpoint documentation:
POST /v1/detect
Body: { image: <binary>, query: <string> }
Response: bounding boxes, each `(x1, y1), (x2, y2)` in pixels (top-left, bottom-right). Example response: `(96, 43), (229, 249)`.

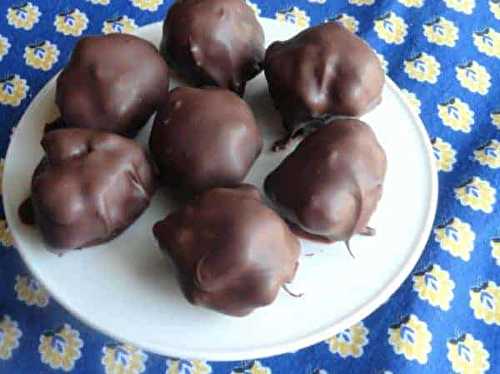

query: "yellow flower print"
(102, 16), (138, 35)
(325, 322), (369, 358)
(413, 264), (455, 311)
(401, 89), (421, 115)
(39, 324), (83, 372)
(432, 137), (456, 172)
(0, 75), (29, 107)
(455, 177), (496, 214)
(166, 358), (212, 374)
(230, 360), (271, 374)
(0, 220), (14, 247)
(7, 3), (41, 31)
(447, 333), (490, 374)
(491, 238), (500, 266)
(388, 314), (432, 364)
(24, 41), (60, 71)
(331, 14), (359, 33)
(0, 315), (22, 360)
(246, 1), (261, 16)
(348, 0), (375, 5)
(15, 275), (49, 307)
(102, 343), (147, 374)
(444, 0), (476, 14)
(473, 28), (500, 59)
(456, 61), (491, 95)
(470, 281), (500, 325)
(374, 12), (408, 45)
(0, 35), (10, 62)
(276, 7), (310, 30)
(54, 9), (89, 37)
(404, 52), (441, 84)
(474, 139), (499, 169)
(423, 17), (459, 47)
(399, 0), (424, 7)
(490, 0), (500, 19)
(437, 97), (474, 133)
(88, 0), (111, 4)
(491, 111), (500, 130)
(130, 0), (164, 12)
(434, 217), (475, 261)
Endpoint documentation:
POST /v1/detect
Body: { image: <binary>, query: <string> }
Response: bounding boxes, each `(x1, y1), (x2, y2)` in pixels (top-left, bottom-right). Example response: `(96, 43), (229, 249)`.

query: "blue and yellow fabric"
(0, 1), (498, 373)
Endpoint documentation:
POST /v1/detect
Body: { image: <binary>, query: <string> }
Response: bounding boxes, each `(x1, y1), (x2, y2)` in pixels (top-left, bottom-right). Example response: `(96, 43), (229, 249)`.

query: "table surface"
(0, 1), (498, 373)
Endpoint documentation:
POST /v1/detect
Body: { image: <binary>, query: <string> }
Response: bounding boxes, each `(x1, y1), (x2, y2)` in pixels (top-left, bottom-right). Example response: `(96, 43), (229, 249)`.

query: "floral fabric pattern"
(0, 1), (498, 373)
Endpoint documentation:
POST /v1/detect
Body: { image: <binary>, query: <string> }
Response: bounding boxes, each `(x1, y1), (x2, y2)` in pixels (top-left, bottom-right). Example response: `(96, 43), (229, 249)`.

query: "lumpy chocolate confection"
(160, 0), (265, 95)
(24, 128), (156, 250)
(264, 119), (387, 243)
(56, 33), (169, 137)
(264, 22), (384, 145)
(149, 86), (262, 195)
(153, 185), (300, 317)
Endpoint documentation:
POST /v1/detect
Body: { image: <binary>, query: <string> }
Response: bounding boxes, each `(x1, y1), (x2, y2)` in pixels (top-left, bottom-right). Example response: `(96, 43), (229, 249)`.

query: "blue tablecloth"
(0, 1), (499, 373)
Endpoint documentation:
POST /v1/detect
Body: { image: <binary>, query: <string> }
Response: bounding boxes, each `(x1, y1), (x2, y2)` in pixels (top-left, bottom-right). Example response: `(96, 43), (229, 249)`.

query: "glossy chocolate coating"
(264, 119), (387, 242)
(149, 86), (262, 195)
(160, 0), (265, 95)
(264, 22), (384, 136)
(153, 185), (300, 316)
(56, 34), (169, 137)
(28, 128), (156, 250)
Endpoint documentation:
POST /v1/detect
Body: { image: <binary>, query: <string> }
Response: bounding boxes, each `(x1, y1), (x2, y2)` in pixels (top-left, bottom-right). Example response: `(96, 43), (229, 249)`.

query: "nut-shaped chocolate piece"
(56, 34), (169, 137)
(160, 0), (265, 95)
(149, 87), (262, 194)
(264, 22), (384, 137)
(153, 185), (300, 317)
(29, 128), (156, 250)
(265, 119), (387, 242)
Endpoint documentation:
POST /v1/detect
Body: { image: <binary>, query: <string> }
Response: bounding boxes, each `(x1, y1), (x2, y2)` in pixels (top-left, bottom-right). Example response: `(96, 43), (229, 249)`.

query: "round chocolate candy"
(153, 185), (301, 317)
(264, 118), (387, 243)
(160, 0), (265, 95)
(264, 22), (384, 144)
(56, 33), (169, 137)
(149, 86), (262, 195)
(24, 128), (156, 251)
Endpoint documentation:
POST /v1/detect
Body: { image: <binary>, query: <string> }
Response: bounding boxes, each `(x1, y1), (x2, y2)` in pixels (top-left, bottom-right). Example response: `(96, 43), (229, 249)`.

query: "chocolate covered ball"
(26, 128), (156, 250)
(264, 119), (387, 243)
(149, 86), (262, 195)
(153, 185), (300, 317)
(56, 33), (169, 137)
(264, 22), (384, 141)
(160, 0), (265, 95)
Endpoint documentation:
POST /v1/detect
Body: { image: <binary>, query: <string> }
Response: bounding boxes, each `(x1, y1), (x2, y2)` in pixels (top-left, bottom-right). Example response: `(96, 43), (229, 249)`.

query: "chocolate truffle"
(264, 119), (387, 243)
(264, 22), (384, 142)
(27, 128), (156, 250)
(160, 0), (265, 95)
(149, 86), (262, 194)
(153, 185), (300, 317)
(56, 33), (169, 137)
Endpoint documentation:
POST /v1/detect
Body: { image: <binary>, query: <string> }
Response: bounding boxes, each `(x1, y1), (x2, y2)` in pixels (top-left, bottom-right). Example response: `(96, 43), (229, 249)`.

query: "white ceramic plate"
(3, 19), (438, 361)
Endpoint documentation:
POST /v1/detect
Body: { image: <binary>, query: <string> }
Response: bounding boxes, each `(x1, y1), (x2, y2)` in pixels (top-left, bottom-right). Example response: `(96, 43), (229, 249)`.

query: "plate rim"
(2, 19), (439, 361)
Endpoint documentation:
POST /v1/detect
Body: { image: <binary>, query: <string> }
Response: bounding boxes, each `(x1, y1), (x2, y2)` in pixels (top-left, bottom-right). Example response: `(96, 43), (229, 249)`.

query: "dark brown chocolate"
(56, 33), (169, 137)
(27, 128), (156, 250)
(18, 198), (34, 225)
(153, 185), (300, 317)
(264, 22), (384, 141)
(264, 119), (387, 243)
(149, 86), (262, 195)
(160, 0), (264, 95)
